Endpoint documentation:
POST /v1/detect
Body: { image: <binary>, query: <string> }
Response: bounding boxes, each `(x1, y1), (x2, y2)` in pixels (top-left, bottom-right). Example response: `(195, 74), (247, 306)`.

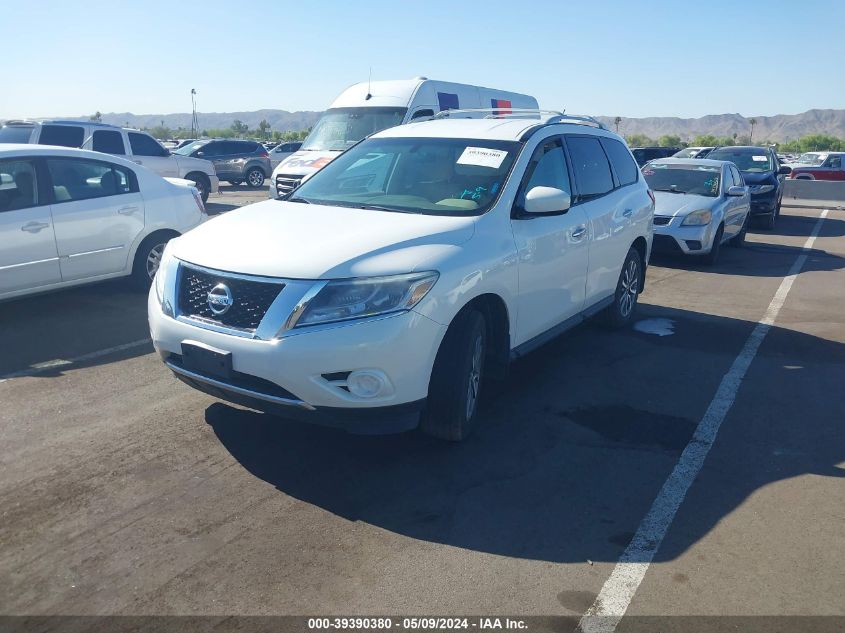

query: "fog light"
(346, 370), (388, 398)
(685, 240), (702, 251)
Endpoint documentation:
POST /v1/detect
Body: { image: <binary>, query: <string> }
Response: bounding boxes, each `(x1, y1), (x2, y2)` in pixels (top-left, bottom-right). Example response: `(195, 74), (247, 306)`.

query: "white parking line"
(579, 209), (830, 633)
(0, 338), (152, 383)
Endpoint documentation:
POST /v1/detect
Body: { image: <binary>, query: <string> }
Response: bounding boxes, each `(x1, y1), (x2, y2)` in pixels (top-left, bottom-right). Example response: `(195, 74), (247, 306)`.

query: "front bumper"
(148, 288), (447, 432)
(749, 191), (777, 215)
(652, 217), (717, 256)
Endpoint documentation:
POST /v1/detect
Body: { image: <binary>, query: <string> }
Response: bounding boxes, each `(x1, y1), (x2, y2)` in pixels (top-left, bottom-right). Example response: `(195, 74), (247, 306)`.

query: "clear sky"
(2, 0), (843, 120)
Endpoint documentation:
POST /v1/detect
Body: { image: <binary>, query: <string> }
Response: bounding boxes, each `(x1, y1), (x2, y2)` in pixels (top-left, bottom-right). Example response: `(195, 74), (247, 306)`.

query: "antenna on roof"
(365, 67), (372, 101)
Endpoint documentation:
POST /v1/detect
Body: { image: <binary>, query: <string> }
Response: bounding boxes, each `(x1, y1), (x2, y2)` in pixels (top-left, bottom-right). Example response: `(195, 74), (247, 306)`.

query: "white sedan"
(0, 144), (207, 301)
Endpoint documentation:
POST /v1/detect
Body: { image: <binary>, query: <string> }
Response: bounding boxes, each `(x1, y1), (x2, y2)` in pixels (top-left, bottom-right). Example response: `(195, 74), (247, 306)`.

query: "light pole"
(191, 89), (198, 138)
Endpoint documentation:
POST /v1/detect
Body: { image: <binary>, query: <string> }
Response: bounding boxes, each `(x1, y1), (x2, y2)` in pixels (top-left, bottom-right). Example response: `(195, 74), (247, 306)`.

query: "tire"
(759, 209), (776, 230)
(703, 224), (723, 265)
(131, 231), (177, 290)
(186, 172), (210, 203)
(419, 308), (487, 441)
(729, 215), (747, 248)
(246, 167), (265, 188)
(603, 247), (642, 328)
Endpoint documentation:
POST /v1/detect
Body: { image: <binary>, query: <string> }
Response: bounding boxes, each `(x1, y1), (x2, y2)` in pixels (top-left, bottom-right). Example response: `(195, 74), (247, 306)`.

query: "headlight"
(154, 246), (176, 313)
(292, 272), (439, 328)
(748, 185), (775, 194)
(681, 209), (712, 226)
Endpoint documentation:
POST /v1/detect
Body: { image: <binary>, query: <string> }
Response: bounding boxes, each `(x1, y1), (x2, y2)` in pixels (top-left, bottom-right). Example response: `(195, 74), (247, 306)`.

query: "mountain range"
(18, 108), (845, 142)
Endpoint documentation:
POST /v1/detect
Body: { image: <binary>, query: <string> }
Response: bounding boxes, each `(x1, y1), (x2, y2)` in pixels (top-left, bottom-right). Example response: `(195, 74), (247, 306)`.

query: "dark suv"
(631, 146), (682, 166)
(707, 146), (791, 229)
(175, 140), (271, 188)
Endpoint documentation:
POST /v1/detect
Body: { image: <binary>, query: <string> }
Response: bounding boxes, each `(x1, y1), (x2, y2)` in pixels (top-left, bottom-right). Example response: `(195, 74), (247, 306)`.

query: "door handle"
(21, 221), (50, 233)
(118, 206), (138, 215)
(622, 208), (634, 218)
(571, 226), (588, 240)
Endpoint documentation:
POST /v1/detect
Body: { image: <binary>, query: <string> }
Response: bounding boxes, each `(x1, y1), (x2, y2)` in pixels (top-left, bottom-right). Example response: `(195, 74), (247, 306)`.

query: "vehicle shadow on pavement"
(205, 303), (845, 564)
(750, 212), (845, 238)
(0, 279), (151, 377)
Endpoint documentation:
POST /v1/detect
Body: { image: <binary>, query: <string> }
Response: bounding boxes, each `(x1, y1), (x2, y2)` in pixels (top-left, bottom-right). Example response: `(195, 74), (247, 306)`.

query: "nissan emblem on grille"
(207, 283), (233, 315)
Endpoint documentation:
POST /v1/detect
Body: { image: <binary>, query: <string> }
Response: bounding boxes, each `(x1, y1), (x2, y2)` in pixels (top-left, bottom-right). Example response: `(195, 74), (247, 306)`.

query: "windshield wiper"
(654, 188), (687, 194)
(354, 204), (413, 213)
(286, 196), (310, 204)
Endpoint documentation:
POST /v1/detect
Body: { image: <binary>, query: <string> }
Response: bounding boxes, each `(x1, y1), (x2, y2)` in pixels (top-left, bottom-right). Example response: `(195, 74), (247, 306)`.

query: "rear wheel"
(603, 247), (642, 328)
(131, 231), (177, 290)
(703, 224), (723, 265)
(419, 308), (487, 441)
(246, 167), (265, 188)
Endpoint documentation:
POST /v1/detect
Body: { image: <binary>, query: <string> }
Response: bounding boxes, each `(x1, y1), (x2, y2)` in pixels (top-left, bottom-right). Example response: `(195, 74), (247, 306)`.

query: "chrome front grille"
(275, 174), (302, 197)
(177, 265), (284, 332)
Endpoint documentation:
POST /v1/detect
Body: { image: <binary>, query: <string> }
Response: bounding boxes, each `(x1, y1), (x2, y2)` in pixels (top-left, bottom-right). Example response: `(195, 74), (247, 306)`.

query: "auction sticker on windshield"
(457, 147), (508, 169)
(752, 155), (768, 161)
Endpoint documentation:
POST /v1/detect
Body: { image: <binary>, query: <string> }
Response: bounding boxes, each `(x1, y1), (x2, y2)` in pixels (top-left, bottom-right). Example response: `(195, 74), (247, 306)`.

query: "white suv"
(148, 112), (653, 440)
(0, 121), (219, 202)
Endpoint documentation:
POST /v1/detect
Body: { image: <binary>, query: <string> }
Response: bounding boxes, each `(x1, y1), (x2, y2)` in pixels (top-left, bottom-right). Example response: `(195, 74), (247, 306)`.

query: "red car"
(789, 152), (845, 180)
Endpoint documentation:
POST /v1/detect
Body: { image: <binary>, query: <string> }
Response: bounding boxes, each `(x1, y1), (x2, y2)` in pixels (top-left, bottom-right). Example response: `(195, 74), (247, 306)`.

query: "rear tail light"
(191, 187), (206, 214)
(260, 150), (269, 158)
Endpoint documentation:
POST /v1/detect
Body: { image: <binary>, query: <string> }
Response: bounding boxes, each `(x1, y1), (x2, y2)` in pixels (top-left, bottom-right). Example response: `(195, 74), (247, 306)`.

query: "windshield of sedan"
(174, 141), (209, 156)
(642, 164), (721, 197)
(795, 153), (824, 166)
(301, 107), (407, 152)
(707, 149), (773, 172)
(288, 137), (520, 216)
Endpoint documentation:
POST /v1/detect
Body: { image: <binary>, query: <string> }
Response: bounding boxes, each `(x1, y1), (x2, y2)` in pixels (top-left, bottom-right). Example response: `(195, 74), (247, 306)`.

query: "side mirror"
(196, 151), (204, 157)
(778, 165), (792, 175)
(523, 186), (571, 215)
(727, 185), (747, 197)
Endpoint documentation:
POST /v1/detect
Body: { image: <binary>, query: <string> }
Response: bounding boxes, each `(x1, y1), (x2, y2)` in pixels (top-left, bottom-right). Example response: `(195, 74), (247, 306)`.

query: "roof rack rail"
(431, 108), (607, 129)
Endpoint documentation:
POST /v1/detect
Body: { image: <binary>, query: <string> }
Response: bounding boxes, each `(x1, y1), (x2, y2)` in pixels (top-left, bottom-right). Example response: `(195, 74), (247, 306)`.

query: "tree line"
(622, 132), (844, 152)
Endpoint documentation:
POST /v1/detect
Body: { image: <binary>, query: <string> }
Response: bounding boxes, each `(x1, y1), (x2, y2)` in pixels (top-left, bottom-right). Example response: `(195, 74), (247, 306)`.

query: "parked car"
(269, 77), (539, 198)
(171, 139), (197, 151)
(630, 146), (682, 166)
(642, 158), (750, 264)
(149, 111), (653, 440)
(174, 139), (271, 188)
(672, 146), (715, 159)
(786, 152), (827, 168)
(269, 142), (302, 170)
(706, 146), (791, 229)
(789, 152), (845, 180)
(0, 121), (218, 202)
(0, 144), (206, 301)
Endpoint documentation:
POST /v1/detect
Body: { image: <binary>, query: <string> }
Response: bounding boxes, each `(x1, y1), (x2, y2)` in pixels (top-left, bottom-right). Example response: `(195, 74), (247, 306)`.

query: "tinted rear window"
(567, 136), (614, 198)
(601, 138), (639, 186)
(0, 126), (34, 143)
(39, 124), (85, 148)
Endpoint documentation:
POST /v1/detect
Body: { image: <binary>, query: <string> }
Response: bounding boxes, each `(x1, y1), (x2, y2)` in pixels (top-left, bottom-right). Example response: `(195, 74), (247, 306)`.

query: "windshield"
(0, 126), (34, 143)
(673, 148), (703, 159)
(707, 148), (773, 172)
(642, 163), (722, 197)
(174, 140), (209, 156)
(289, 137), (520, 216)
(795, 152), (824, 166)
(301, 107), (407, 152)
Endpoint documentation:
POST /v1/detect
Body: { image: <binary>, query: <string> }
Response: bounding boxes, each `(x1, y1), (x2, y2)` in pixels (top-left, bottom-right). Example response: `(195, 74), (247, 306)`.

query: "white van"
(269, 77), (538, 197)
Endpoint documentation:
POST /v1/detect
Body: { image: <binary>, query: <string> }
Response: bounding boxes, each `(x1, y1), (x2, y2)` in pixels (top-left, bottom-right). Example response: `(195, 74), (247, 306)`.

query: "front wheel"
(419, 308), (487, 441)
(759, 210), (776, 230)
(186, 172), (210, 203)
(246, 167), (265, 188)
(729, 215), (748, 247)
(603, 247), (642, 328)
(703, 224), (723, 265)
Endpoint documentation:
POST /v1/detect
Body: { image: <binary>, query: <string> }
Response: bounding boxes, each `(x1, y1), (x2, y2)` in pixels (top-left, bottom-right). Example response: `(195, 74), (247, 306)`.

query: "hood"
(738, 170), (776, 184)
(273, 150), (341, 177)
(170, 199), (476, 279)
(653, 192), (717, 216)
(173, 154), (215, 174)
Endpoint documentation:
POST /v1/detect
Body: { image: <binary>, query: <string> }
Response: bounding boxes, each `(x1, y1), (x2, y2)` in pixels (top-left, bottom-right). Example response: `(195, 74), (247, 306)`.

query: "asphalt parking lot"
(1, 201), (843, 628)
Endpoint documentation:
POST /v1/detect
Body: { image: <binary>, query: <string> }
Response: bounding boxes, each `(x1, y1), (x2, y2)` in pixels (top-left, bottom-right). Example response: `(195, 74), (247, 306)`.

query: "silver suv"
(174, 140), (271, 188)
(0, 120), (219, 202)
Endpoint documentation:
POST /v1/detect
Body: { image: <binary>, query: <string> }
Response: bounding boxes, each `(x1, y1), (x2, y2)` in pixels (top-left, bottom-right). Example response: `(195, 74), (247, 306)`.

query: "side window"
(46, 158), (135, 203)
(826, 156), (841, 169)
(566, 136), (615, 199)
(39, 125), (84, 148)
(600, 138), (639, 186)
(197, 142), (217, 157)
(128, 132), (168, 157)
(731, 166), (744, 186)
(0, 160), (38, 212)
(410, 109), (435, 121)
(521, 139), (571, 197)
(92, 130), (126, 155)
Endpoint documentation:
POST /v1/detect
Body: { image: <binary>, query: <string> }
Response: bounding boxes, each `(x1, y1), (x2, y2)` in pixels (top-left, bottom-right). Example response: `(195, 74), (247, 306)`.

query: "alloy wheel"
(146, 243), (166, 280)
(620, 258), (639, 318)
(465, 333), (484, 420)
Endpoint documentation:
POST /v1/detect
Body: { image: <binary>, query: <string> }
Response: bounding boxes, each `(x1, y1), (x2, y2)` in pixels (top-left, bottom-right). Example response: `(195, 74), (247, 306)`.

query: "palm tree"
(749, 118), (757, 142)
(614, 116), (622, 133)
